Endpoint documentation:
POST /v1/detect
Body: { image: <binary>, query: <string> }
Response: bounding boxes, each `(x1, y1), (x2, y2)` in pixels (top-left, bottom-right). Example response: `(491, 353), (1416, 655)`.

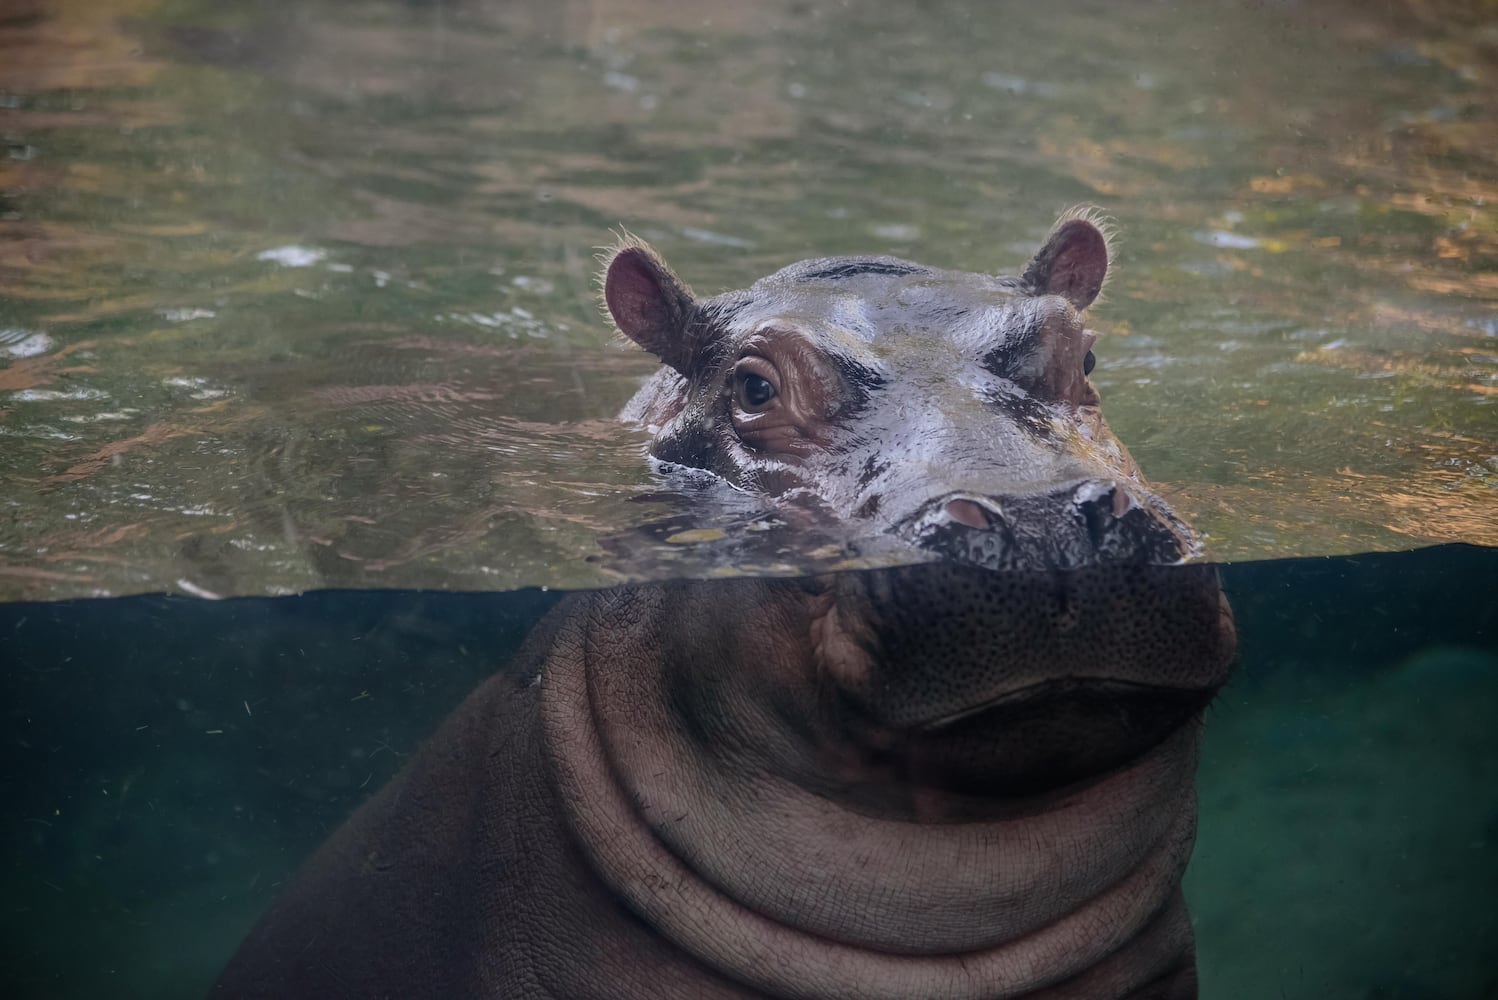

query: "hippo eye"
(739, 373), (776, 408)
(733, 359), (779, 412)
(1083, 350), (1096, 376)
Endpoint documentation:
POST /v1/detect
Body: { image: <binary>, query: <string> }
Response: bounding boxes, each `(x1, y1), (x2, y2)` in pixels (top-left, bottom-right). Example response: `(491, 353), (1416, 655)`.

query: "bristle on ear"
(1022, 205), (1116, 310)
(1054, 204), (1117, 295)
(598, 231), (699, 374)
(594, 228), (653, 333)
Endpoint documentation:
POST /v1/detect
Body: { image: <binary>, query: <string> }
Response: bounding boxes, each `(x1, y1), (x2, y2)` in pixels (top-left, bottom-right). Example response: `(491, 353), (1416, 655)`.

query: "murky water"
(3, 547), (1495, 998)
(3, 1), (1497, 998)
(2, 0), (1496, 600)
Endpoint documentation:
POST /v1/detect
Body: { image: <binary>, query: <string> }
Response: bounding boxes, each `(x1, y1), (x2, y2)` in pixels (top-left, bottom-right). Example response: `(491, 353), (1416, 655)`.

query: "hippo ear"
(604, 242), (699, 375)
(1020, 212), (1111, 310)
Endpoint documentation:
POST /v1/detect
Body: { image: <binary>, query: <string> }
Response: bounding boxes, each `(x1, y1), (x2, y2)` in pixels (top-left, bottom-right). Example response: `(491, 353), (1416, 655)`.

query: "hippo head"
(602, 214), (1234, 788)
(550, 215), (1239, 997)
(608, 210), (1199, 571)
(604, 209), (1236, 775)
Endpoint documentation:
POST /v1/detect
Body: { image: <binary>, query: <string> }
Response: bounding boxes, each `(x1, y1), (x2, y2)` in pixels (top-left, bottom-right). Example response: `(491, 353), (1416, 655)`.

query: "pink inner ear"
(605, 248), (667, 347)
(1043, 222), (1109, 310)
(604, 245), (695, 374)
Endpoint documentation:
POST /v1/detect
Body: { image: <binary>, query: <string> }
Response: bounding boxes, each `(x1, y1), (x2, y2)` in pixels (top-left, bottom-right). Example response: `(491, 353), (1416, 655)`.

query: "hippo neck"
(539, 585), (1201, 1000)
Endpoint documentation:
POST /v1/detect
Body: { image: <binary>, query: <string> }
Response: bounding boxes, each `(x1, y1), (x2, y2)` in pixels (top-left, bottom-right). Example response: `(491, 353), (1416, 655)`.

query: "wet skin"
(214, 213), (1236, 999)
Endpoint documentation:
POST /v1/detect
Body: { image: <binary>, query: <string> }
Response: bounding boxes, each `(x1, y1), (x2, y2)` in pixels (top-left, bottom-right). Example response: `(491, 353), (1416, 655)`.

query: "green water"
(2, 2), (1496, 997)
(2, 0), (1496, 601)
(2, 548), (1495, 998)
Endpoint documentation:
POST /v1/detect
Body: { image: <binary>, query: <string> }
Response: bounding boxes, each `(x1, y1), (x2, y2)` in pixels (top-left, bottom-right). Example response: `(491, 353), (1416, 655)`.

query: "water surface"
(2, 5), (1496, 996)
(2, 0), (1496, 600)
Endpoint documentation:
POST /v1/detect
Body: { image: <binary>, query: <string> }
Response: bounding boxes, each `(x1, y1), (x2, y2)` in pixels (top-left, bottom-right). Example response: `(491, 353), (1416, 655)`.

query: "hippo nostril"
(1072, 481), (1134, 518)
(943, 498), (998, 530)
(1071, 481), (1141, 553)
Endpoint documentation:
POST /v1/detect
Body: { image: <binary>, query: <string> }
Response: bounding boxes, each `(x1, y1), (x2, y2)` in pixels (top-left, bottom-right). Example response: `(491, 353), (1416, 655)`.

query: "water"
(3, 1), (1497, 996)
(2, 546), (1495, 998)
(2, 0), (1496, 600)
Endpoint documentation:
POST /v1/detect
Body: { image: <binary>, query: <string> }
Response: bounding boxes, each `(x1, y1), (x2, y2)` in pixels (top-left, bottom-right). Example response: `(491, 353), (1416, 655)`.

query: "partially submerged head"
(600, 211), (1235, 800)
(532, 215), (1242, 997)
(607, 209), (1197, 571)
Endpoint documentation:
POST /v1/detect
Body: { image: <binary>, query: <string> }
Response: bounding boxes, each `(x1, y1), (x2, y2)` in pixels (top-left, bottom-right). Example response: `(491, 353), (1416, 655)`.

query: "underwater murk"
(1, 0), (1495, 997)
(3, 549), (1496, 997)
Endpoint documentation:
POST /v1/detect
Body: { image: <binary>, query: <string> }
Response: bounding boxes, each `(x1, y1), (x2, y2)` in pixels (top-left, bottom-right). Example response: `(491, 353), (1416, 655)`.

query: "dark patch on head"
(858, 455), (890, 487)
(927, 305), (971, 325)
(649, 419), (723, 476)
(981, 385), (1054, 435)
(701, 291), (753, 326)
(979, 310), (1047, 384)
(829, 354), (886, 413)
(798, 261), (927, 281)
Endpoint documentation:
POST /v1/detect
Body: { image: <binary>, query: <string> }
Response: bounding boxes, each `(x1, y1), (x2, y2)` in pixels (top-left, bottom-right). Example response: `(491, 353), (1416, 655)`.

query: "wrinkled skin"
(214, 214), (1236, 999)
(614, 211), (1197, 572)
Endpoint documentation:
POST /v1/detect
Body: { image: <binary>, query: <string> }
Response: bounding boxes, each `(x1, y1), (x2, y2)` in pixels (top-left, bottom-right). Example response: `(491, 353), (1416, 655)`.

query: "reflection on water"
(1, 2), (1496, 994)
(2, 0), (1497, 601)
(2, 546), (1494, 998)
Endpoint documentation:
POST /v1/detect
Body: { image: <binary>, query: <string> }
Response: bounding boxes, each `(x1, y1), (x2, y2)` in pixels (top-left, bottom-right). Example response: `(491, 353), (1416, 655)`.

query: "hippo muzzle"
(902, 478), (1201, 572)
(817, 559), (1235, 799)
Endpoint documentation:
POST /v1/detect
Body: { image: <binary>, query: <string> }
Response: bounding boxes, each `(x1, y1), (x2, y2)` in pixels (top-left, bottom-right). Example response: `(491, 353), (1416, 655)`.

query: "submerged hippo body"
(214, 213), (1236, 1000)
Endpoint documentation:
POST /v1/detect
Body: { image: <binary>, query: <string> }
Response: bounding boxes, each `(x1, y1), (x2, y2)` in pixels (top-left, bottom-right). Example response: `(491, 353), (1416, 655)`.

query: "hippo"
(213, 211), (1236, 999)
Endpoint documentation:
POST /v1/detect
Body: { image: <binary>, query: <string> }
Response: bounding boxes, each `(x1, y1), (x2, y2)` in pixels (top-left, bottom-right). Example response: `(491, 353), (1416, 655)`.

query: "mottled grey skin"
(214, 214), (1236, 999)
(615, 210), (1197, 573)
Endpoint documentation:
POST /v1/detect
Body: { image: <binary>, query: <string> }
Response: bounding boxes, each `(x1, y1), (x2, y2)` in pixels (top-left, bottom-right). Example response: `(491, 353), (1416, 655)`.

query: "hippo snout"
(901, 480), (1198, 571)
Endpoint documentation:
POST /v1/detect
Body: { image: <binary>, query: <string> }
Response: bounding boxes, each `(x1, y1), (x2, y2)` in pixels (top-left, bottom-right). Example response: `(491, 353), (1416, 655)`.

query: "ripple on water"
(1193, 230), (1261, 249)
(10, 387), (110, 402)
(254, 245), (327, 267)
(0, 329), (54, 358)
(158, 308), (217, 322)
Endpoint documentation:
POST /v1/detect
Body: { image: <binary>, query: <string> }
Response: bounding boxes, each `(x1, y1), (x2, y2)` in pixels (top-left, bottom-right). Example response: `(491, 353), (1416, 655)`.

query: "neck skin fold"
(540, 600), (1200, 1000)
